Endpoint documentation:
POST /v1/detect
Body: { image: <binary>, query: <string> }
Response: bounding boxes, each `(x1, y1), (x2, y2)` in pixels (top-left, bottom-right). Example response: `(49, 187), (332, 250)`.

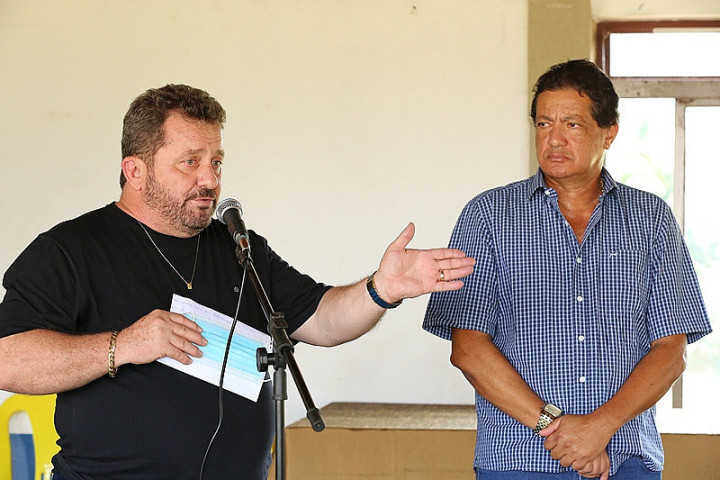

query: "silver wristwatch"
(533, 403), (563, 435)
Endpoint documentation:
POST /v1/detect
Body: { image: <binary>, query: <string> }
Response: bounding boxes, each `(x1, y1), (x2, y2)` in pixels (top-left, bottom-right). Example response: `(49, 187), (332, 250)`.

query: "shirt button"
(579, 376), (587, 383)
(544, 190), (551, 196)
(576, 257), (582, 264)
(576, 296), (583, 302)
(578, 335), (585, 342)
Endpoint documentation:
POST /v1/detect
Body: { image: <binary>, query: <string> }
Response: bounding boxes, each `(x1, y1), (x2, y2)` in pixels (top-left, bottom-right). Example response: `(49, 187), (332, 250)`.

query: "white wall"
(0, 1), (529, 420)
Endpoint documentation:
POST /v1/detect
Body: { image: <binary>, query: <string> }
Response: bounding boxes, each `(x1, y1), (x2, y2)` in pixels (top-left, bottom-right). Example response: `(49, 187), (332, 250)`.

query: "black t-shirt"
(0, 203), (331, 479)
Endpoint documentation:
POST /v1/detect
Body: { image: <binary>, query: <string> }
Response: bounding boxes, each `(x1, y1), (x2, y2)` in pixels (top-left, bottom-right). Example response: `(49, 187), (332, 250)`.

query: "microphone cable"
(198, 267), (249, 480)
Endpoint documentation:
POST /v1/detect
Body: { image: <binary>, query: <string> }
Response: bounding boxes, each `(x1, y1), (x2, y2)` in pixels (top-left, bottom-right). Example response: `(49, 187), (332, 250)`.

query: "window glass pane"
(604, 98), (675, 211)
(606, 99), (720, 433)
(609, 32), (720, 77)
(680, 105), (720, 433)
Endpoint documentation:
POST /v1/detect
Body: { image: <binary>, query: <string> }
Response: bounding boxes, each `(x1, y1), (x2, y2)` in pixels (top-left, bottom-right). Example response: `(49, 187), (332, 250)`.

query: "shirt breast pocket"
(598, 248), (651, 350)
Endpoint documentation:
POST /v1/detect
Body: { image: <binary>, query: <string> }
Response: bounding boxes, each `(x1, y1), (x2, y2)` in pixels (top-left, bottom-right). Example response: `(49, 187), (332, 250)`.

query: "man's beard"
(144, 171), (217, 237)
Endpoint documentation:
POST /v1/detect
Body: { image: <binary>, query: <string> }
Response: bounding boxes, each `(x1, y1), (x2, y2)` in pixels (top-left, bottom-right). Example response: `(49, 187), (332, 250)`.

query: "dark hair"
(120, 84), (226, 188)
(530, 59), (619, 128)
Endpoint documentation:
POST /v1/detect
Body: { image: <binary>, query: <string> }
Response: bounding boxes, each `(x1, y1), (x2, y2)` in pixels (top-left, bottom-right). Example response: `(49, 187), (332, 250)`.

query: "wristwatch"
(533, 403), (563, 435)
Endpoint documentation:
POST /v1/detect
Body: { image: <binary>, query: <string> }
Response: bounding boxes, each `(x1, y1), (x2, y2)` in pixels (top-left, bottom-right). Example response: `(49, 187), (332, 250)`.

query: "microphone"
(215, 198), (251, 256)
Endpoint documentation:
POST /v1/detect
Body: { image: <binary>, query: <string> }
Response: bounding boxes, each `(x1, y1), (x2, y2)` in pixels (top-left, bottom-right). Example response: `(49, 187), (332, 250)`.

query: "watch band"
(533, 412), (554, 435)
(533, 403), (562, 435)
(366, 272), (402, 309)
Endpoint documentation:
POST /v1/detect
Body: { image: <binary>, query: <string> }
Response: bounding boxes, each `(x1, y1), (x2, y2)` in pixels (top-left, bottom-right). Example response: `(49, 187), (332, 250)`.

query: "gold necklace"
(137, 221), (201, 290)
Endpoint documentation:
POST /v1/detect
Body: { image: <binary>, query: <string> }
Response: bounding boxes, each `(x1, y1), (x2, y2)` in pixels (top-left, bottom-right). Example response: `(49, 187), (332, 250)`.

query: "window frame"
(596, 20), (720, 81)
(596, 21), (720, 412)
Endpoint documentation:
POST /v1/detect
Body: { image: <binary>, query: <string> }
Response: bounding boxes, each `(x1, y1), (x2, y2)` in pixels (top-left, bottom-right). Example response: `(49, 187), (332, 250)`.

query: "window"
(597, 21), (720, 434)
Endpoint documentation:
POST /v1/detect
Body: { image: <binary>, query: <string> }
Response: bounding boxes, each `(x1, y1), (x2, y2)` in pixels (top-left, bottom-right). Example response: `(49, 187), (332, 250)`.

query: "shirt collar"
(527, 167), (617, 198)
(601, 167), (617, 195)
(527, 168), (547, 199)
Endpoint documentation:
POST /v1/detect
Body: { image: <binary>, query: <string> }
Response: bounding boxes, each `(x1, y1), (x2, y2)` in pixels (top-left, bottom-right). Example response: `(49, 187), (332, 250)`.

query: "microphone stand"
(232, 246), (325, 480)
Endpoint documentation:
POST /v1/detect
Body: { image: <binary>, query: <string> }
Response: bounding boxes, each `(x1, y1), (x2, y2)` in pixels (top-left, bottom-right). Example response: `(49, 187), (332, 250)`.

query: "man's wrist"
(587, 407), (620, 442)
(366, 272), (402, 309)
(534, 402), (563, 435)
(107, 330), (119, 378)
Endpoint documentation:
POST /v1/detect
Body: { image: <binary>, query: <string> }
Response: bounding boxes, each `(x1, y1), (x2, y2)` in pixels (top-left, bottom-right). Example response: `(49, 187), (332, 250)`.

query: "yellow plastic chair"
(0, 394), (59, 480)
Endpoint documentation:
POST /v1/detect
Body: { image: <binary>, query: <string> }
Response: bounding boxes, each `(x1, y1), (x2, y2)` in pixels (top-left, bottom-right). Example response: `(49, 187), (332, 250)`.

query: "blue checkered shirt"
(423, 168), (711, 475)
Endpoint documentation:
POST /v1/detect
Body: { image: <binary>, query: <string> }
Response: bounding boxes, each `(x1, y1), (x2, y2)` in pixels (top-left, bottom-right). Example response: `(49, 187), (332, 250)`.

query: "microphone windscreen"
(215, 198), (243, 224)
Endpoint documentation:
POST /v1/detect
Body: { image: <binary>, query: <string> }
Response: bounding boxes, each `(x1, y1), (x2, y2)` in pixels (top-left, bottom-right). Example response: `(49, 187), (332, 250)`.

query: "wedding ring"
(439, 270), (445, 282)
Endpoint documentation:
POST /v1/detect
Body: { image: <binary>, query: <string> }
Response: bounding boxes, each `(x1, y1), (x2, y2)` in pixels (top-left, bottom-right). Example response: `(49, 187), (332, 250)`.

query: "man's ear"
(121, 156), (147, 191)
(604, 122), (619, 150)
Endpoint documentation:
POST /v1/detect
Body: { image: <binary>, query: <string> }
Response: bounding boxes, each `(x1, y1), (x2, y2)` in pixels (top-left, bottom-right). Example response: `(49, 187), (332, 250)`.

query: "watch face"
(543, 404), (562, 418)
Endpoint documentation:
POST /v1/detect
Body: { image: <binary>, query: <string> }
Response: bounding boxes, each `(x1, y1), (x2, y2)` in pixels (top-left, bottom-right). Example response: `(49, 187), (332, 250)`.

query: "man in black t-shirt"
(0, 84), (475, 480)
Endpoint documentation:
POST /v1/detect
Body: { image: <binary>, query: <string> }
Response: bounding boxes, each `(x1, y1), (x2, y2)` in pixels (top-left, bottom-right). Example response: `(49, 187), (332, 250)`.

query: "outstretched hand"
(371, 222), (476, 304)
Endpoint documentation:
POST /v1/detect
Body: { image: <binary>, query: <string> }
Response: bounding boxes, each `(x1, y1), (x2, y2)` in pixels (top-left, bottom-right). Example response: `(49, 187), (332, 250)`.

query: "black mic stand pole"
(232, 246), (325, 480)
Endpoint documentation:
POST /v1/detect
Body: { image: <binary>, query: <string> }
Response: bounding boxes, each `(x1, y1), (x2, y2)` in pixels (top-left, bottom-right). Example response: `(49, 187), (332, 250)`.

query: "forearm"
(591, 334), (687, 433)
(542, 334), (688, 471)
(291, 279), (386, 347)
(451, 328), (544, 429)
(290, 222), (475, 347)
(0, 329), (112, 394)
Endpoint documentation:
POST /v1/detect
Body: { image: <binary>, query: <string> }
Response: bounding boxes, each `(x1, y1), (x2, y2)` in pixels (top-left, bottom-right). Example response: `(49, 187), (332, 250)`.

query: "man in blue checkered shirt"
(423, 59), (711, 480)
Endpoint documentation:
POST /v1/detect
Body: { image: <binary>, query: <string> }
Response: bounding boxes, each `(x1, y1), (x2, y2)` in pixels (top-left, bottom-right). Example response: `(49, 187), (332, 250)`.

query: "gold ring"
(439, 270), (445, 282)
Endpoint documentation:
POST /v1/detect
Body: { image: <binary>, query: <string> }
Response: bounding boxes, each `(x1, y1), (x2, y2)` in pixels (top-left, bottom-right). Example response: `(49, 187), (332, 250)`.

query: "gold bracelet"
(108, 330), (118, 378)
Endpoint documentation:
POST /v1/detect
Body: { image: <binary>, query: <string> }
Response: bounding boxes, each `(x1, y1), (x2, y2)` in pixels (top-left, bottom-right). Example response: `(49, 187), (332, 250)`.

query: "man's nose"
(547, 125), (566, 146)
(197, 162), (220, 189)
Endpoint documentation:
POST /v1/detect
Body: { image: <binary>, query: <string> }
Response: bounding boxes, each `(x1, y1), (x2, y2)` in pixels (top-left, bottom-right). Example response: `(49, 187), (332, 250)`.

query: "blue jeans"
(476, 456), (661, 479)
